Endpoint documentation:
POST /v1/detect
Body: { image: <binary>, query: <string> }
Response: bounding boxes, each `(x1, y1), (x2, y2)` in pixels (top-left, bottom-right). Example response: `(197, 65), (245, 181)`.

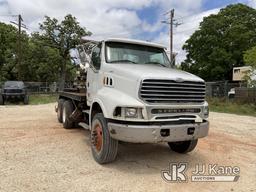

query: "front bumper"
(3, 93), (25, 99)
(108, 121), (209, 143)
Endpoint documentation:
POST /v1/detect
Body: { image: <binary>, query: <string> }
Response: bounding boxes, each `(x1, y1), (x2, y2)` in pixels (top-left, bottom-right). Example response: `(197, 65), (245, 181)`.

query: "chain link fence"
(0, 81), (73, 94)
(206, 81), (240, 98)
(234, 87), (256, 103)
(1, 80), (255, 103)
(206, 81), (256, 103)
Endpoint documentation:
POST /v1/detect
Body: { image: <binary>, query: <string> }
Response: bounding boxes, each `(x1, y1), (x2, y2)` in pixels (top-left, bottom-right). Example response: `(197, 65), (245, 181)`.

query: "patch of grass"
(208, 98), (256, 117)
(29, 94), (57, 105)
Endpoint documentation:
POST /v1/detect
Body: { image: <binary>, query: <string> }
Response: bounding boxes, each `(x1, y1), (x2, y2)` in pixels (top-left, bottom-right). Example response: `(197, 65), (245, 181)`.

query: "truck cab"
(57, 38), (209, 164)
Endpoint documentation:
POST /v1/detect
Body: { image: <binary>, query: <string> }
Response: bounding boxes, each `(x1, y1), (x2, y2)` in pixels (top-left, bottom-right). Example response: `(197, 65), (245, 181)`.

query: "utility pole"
(162, 9), (181, 66)
(11, 14), (27, 80)
(170, 9), (174, 63)
(18, 14), (22, 80)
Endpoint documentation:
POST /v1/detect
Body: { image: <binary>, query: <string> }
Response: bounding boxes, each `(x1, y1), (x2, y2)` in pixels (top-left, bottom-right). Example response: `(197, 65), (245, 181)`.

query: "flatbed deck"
(59, 91), (87, 102)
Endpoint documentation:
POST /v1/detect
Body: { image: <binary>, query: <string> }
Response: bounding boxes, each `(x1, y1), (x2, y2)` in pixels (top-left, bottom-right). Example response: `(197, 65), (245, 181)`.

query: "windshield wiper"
(109, 60), (137, 64)
(145, 62), (167, 67)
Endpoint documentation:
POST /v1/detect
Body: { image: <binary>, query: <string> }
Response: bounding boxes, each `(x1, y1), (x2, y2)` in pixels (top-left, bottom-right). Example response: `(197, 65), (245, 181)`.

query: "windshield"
(105, 42), (170, 67)
(4, 81), (24, 88)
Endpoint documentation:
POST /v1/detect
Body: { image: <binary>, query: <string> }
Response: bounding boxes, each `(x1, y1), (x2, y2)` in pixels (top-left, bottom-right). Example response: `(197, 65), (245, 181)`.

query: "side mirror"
(71, 56), (78, 60)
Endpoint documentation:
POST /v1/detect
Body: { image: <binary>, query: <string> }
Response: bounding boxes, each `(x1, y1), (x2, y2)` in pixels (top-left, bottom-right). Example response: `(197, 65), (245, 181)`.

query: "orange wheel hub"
(93, 124), (103, 152)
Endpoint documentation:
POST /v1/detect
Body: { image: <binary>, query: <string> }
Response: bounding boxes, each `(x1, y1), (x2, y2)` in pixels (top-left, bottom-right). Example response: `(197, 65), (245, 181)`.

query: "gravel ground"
(0, 103), (255, 192)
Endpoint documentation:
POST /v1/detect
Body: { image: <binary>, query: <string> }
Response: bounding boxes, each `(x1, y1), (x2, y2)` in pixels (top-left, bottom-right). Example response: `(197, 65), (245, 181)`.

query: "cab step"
(78, 122), (90, 130)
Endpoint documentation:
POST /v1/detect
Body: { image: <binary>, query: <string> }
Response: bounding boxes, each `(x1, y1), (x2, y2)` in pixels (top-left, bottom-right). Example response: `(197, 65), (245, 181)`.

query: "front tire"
(62, 100), (75, 129)
(168, 139), (198, 154)
(91, 113), (118, 164)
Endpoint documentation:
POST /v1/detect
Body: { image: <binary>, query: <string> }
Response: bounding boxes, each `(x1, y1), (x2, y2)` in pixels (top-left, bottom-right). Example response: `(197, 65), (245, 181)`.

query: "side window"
(91, 44), (101, 70)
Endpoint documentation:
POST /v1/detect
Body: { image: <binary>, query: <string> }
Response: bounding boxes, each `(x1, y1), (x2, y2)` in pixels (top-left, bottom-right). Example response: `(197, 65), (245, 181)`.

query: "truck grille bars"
(4, 89), (23, 93)
(139, 79), (206, 104)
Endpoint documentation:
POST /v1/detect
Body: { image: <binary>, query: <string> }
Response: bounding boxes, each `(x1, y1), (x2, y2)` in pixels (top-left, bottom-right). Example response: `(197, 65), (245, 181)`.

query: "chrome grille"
(139, 79), (206, 104)
(4, 89), (23, 93)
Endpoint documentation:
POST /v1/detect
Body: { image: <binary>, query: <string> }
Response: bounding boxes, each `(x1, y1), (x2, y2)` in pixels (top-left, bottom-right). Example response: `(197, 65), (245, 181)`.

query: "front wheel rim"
(92, 123), (103, 152)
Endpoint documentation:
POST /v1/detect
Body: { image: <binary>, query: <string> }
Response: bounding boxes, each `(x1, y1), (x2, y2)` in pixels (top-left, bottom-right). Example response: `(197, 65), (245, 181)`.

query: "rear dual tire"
(57, 98), (75, 129)
(57, 99), (65, 123)
(62, 100), (75, 129)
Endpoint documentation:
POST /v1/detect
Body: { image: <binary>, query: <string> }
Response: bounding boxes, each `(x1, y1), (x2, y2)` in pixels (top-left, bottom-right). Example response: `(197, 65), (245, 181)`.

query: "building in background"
(233, 66), (256, 82)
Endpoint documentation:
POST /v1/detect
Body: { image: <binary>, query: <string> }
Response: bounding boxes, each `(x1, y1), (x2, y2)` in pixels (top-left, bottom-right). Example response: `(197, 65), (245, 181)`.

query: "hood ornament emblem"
(175, 78), (184, 83)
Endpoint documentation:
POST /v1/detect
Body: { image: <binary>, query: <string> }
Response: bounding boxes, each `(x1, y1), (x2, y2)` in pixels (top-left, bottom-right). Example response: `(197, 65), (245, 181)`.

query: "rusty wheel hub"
(92, 123), (103, 152)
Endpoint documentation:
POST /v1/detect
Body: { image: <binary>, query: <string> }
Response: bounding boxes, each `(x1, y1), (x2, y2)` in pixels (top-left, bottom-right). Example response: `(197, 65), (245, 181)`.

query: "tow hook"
(187, 127), (195, 135)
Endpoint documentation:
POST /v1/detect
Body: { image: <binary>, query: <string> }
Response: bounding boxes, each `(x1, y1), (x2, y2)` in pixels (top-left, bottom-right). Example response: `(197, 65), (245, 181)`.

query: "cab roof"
(104, 38), (166, 49)
(81, 37), (166, 49)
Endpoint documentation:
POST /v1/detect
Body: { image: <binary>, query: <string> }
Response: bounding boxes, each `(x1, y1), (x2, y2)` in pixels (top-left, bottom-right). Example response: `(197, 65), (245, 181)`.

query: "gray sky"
(0, 0), (255, 63)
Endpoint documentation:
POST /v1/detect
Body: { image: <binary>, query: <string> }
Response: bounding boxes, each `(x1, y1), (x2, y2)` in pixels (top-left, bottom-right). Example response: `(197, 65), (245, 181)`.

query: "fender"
(89, 98), (108, 129)
(98, 88), (144, 116)
(89, 87), (145, 127)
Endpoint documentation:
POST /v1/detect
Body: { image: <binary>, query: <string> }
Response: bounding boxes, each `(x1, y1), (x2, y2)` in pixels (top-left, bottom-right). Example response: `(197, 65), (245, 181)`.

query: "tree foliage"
(22, 33), (62, 82)
(0, 14), (91, 86)
(181, 4), (256, 81)
(39, 14), (91, 90)
(243, 46), (256, 86)
(0, 22), (20, 81)
(244, 46), (256, 67)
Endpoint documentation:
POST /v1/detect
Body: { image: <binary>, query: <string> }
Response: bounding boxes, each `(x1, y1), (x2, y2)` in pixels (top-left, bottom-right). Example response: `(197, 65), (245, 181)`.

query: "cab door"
(87, 43), (102, 104)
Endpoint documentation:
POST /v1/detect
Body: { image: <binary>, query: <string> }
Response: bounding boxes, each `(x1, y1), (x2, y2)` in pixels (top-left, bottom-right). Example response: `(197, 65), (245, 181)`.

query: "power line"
(0, 14), (18, 17)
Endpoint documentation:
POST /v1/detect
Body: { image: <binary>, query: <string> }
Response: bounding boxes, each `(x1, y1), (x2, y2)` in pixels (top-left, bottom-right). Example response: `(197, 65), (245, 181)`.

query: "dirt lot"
(0, 103), (255, 192)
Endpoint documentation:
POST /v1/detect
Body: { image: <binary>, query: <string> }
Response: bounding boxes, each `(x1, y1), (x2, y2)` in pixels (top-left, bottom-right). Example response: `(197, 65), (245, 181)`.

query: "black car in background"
(0, 81), (29, 105)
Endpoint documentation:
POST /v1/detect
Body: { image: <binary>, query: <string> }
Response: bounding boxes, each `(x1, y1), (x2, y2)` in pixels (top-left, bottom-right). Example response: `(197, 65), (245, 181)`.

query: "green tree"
(39, 14), (91, 90)
(21, 33), (62, 82)
(0, 22), (31, 81)
(0, 22), (19, 81)
(181, 4), (256, 81)
(243, 46), (256, 86)
(244, 46), (256, 67)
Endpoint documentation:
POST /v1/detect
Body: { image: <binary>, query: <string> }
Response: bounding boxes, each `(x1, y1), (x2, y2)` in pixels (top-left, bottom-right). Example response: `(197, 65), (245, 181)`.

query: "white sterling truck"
(56, 38), (209, 164)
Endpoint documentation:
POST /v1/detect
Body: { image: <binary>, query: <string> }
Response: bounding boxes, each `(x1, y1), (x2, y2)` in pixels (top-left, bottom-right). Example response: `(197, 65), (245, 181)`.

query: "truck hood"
(105, 64), (204, 82)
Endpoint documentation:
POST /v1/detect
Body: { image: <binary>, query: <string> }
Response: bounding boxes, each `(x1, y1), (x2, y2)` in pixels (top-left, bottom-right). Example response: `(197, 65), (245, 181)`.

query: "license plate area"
(187, 127), (195, 135)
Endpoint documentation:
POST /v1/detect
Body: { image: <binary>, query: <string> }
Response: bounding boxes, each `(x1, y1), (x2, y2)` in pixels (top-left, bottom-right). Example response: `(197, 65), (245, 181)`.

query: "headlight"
(113, 107), (143, 119)
(203, 105), (209, 118)
(125, 108), (138, 118)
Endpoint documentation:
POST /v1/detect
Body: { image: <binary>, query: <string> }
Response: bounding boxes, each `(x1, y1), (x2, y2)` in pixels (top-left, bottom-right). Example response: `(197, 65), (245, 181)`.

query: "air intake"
(139, 79), (205, 104)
